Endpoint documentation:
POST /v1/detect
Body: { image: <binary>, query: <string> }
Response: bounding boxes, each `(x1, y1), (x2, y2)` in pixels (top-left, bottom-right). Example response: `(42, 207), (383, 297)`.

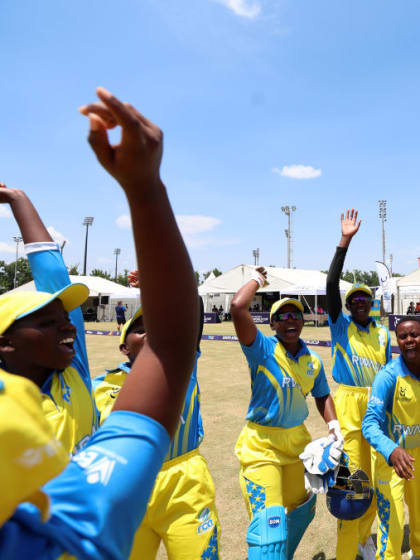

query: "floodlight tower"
(378, 200), (387, 265)
(12, 235), (22, 289)
(114, 248), (121, 281)
(252, 248), (260, 266)
(82, 217), (94, 275)
(281, 206), (296, 268)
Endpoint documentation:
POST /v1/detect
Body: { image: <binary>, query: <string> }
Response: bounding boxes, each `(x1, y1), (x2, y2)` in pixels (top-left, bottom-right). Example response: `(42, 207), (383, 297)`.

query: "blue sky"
(1, 0), (419, 279)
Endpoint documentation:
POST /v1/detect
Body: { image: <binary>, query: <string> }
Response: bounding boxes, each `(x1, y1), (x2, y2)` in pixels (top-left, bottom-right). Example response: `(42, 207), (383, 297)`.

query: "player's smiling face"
(270, 304), (304, 345)
(0, 299), (76, 386)
(396, 320), (420, 371)
(347, 291), (372, 325)
(120, 316), (146, 363)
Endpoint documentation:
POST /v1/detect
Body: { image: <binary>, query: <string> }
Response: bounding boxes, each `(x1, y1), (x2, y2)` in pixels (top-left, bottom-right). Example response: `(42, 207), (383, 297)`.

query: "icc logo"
(400, 387), (406, 398)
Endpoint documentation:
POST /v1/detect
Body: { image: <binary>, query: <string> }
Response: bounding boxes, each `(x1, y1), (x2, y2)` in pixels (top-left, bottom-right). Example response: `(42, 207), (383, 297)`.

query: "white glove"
(299, 437), (342, 475)
(327, 419), (344, 449)
(250, 268), (269, 288)
(304, 467), (338, 495)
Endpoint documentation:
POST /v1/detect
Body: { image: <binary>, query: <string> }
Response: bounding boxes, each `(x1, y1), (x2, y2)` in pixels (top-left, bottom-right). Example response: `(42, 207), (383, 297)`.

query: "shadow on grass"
(312, 524), (411, 560)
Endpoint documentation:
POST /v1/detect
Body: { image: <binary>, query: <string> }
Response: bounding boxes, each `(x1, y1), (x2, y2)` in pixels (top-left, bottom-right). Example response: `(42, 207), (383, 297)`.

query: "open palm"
(341, 209), (361, 238)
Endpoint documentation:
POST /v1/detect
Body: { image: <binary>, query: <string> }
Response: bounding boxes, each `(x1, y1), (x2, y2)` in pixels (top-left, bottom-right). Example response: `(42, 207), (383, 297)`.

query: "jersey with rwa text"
(362, 356), (420, 463)
(329, 311), (391, 387)
(241, 330), (330, 428)
(26, 243), (98, 454)
(93, 352), (203, 462)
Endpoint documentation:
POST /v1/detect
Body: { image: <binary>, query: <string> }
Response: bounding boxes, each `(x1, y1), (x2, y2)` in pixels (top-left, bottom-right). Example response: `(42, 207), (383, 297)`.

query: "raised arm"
(80, 88), (198, 438)
(230, 267), (267, 346)
(326, 209), (361, 323)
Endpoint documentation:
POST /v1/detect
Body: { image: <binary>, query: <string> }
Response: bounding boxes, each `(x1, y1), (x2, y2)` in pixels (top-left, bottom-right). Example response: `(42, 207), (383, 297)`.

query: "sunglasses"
(349, 296), (371, 305)
(273, 311), (303, 322)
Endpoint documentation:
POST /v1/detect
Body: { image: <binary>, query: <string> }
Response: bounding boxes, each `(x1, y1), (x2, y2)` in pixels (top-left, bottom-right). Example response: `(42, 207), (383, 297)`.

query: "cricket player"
(0, 183), (98, 456)
(362, 317), (420, 560)
(327, 209), (392, 560)
(93, 294), (221, 559)
(231, 267), (342, 559)
(0, 87), (199, 559)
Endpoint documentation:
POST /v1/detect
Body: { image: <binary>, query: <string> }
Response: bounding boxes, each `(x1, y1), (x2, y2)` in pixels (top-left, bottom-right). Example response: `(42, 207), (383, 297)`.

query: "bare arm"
(326, 210), (361, 322)
(82, 88), (198, 438)
(315, 394), (337, 424)
(230, 267), (266, 346)
(0, 184), (53, 243)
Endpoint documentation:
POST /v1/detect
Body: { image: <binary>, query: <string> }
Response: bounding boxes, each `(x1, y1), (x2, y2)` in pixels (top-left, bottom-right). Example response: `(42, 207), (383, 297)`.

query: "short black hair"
(395, 317), (420, 335)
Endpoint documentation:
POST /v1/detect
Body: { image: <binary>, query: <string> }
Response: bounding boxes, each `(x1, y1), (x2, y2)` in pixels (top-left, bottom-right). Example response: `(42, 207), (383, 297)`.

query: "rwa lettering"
(393, 424), (420, 436)
(352, 355), (381, 372)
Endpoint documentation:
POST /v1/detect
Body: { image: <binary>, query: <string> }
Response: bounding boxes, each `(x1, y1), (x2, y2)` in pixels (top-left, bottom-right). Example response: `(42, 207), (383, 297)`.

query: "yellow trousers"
(334, 385), (377, 560)
(375, 448), (420, 559)
(235, 421), (311, 518)
(129, 449), (220, 560)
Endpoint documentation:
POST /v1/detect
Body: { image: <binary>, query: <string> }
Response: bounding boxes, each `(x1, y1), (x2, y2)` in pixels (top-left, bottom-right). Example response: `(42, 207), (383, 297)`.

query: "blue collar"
(398, 355), (420, 381)
(351, 317), (375, 332)
(105, 361), (131, 374)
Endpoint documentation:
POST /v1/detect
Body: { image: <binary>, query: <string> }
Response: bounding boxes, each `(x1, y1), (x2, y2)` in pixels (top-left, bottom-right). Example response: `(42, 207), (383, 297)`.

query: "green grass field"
(85, 322), (408, 560)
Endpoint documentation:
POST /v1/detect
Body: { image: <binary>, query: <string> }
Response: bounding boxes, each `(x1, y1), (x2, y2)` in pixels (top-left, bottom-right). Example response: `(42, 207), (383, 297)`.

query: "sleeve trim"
(25, 242), (60, 255)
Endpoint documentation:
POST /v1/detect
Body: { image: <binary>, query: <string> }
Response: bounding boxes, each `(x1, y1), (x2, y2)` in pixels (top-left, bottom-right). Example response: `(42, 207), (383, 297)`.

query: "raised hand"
(0, 182), (21, 204)
(341, 209), (361, 239)
(128, 270), (140, 288)
(80, 87), (163, 193)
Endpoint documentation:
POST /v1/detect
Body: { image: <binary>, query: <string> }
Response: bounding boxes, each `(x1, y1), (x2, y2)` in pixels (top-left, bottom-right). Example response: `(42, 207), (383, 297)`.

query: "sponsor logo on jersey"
(72, 447), (126, 486)
(109, 388), (120, 399)
(351, 355), (382, 372)
(197, 507), (214, 534)
(393, 424), (420, 436)
(282, 377), (298, 388)
(306, 362), (315, 377)
(268, 516), (281, 528)
(378, 331), (386, 347)
(16, 440), (62, 468)
(369, 395), (384, 406)
(62, 383), (72, 403)
(397, 387), (411, 402)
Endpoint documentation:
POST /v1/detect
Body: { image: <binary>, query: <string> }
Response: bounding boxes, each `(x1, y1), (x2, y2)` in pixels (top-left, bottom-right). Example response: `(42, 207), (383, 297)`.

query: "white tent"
(7, 276), (140, 321)
(395, 270), (420, 313)
(198, 264), (352, 313)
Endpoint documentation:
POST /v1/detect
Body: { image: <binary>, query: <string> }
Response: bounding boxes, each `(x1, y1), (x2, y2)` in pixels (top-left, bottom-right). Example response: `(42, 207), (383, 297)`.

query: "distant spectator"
(316, 306), (325, 314)
(218, 305), (223, 313)
(407, 301), (415, 315)
(115, 300), (127, 333)
(212, 305), (218, 313)
(415, 302), (420, 315)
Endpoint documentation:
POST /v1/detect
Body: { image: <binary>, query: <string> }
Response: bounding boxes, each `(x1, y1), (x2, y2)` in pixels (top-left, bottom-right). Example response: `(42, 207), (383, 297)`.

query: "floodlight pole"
(12, 236), (22, 289)
(252, 248), (260, 266)
(378, 200), (387, 265)
(281, 206), (296, 268)
(114, 248), (121, 281)
(82, 217), (94, 275)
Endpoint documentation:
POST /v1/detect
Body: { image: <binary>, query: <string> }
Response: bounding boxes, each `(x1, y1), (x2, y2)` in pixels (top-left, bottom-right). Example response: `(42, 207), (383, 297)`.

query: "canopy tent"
(395, 270), (420, 313)
(7, 275), (140, 321)
(199, 264), (352, 314)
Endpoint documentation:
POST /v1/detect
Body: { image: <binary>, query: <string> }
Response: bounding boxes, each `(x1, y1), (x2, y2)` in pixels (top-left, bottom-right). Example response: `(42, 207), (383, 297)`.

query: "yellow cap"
(120, 306), (143, 345)
(345, 283), (372, 302)
(270, 297), (304, 321)
(0, 284), (89, 335)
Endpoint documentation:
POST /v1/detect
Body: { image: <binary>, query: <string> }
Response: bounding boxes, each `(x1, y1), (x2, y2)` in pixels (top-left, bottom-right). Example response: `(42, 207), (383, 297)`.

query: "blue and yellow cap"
(270, 297), (304, 321)
(0, 284), (89, 335)
(120, 306), (143, 345)
(345, 283), (372, 302)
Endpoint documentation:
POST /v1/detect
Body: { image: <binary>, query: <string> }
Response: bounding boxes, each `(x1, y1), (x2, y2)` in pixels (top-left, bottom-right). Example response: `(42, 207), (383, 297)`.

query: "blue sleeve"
(8, 411), (170, 560)
(385, 330), (392, 363)
(91, 374), (107, 392)
(241, 330), (273, 365)
(311, 356), (330, 398)
(26, 244), (90, 389)
(362, 366), (398, 464)
(328, 310), (348, 335)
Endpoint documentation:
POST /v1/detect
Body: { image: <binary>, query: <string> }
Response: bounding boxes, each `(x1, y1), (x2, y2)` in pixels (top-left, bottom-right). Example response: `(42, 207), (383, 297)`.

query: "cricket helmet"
(326, 464), (373, 521)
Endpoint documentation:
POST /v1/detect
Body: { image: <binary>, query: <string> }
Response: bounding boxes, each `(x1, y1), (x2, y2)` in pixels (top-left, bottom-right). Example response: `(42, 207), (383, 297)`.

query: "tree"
(116, 269), (129, 287)
(203, 268), (222, 281)
(195, 271), (200, 285)
(90, 269), (112, 280)
(68, 264), (80, 275)
(0, 258), (33, 291)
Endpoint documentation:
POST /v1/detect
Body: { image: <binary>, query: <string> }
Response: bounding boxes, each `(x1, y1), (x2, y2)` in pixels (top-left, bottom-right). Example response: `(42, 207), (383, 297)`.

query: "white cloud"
(215, 0), (261, 18)
(0, 206), (11, 218)
(0, 241), (16, 254)
(116, 214), (132, 229)
(47, 226), (68, 246)
(273, 165), (322, 179)
(97, 257), (113, 265)
(176, 215), (221, 236)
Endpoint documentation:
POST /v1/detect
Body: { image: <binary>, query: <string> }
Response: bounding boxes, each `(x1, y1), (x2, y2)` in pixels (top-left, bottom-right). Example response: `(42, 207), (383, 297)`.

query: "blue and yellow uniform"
(25, 241), (98, 454)
(329, 310), (392, 558)
(235, 330), (330, 516)
(93, 352), (221, 560)
(362, 357), (420, 559)
(0, 367), (170, 560)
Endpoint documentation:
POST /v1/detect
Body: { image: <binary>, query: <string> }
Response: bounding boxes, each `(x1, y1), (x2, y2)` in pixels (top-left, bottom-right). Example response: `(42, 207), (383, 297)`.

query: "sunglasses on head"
(273, 311), (303, 322)
(349, 296), (371, 305)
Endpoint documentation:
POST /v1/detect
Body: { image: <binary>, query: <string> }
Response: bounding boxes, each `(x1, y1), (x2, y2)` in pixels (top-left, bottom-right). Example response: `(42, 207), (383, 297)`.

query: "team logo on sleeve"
(73, 446), (127, 486)
(197, 507), (214, 534)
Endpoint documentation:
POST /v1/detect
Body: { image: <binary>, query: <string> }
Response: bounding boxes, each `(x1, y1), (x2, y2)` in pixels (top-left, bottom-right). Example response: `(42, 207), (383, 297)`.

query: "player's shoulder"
(93, 367), (128, 392)
(306, 347), (323, 366)
(375, 357), (400, 384)
(328, 310), (349, 328)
